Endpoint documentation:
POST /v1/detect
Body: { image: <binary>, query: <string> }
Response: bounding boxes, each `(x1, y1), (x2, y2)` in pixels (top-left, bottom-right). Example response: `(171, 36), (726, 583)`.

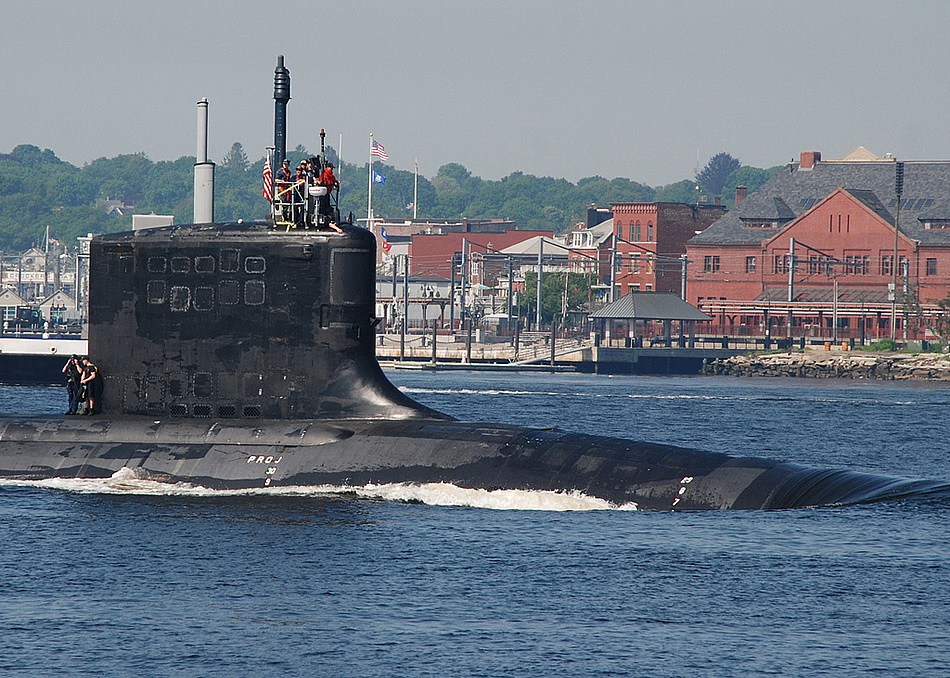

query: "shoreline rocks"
(702, 351), (950, 382)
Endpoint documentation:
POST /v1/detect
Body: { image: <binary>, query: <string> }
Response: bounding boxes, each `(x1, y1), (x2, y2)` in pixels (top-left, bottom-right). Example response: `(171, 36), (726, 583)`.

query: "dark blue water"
(1, 374), (948, 677)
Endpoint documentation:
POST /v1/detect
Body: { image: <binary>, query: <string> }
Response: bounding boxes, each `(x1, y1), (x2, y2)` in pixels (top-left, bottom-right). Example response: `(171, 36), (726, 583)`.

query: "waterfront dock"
(375, 333), (743, 374)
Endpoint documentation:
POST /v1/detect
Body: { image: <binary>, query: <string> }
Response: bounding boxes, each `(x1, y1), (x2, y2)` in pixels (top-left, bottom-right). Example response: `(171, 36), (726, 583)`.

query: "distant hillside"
(0, 143), (779, 250)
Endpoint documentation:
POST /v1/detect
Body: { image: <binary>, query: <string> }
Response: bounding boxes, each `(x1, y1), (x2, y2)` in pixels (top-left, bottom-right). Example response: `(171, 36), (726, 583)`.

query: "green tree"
(655, 180), (700, 204)
(934, 292), (950, 345)
(696, 152), (741, 197)
(522, 271), (593, 323)
(142, 156), (194, 213)
(222, 142), (249, 172)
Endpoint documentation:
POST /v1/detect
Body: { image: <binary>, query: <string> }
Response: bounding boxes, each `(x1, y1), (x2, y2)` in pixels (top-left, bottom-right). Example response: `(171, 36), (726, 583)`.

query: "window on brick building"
(647, 224), (654, 242)
(845, 255), (870, 275)
(881, 255), (893, 276)
(634, 223), (642, 241)
(745, 256), (756, 273)
(704, 255), (720, 273)
(927, 258), (938, 276)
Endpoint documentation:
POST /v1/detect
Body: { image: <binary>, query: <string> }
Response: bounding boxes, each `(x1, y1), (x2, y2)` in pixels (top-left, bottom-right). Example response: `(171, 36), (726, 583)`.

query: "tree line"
(0, 143), (778, 251)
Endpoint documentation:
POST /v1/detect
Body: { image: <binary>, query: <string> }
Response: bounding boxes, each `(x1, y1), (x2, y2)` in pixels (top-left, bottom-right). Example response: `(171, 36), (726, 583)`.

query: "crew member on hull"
(80, 357), (103, 415)
(317, 162), (343, 233)
(275, 159), (293, 222)
(62, 355), (83, 415)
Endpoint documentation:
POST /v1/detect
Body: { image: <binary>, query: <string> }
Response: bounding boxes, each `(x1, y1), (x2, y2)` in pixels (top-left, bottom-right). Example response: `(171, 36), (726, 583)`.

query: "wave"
(402, 386), (922, 406)
(0, 467), (639, 512)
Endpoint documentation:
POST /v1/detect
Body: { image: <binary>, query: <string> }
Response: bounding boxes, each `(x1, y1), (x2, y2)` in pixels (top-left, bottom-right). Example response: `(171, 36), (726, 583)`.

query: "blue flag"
(373, 171), (386, 185)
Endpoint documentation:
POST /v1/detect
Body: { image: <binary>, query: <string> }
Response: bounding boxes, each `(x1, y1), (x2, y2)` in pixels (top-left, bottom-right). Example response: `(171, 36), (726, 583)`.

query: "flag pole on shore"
(367, 133), (375, 231)
(368, 133), (389, 234)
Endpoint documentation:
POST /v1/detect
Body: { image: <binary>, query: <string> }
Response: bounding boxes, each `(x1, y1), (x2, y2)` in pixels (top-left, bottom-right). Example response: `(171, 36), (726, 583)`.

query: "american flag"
(371, 139), (389, 161)
(261, 156), (273, 201)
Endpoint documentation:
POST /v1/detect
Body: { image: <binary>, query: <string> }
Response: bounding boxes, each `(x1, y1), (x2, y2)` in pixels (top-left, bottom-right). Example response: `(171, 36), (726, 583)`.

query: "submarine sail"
(0, 58), (944, 510)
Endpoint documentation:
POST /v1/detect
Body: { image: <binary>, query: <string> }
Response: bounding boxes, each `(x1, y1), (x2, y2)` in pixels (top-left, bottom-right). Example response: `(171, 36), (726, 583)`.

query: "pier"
(375, 332), (743, 374)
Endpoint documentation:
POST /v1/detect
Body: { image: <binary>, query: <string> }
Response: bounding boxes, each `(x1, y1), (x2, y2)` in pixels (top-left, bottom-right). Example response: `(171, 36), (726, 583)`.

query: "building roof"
(754, 286), (891, 304)
(37, 290), (76, 306)
(500, 235), (568, 256)
(590, 292), (712, 321)
(0, 289), (27, 306)
(590, 218), (614, 239)
(689, 150), (950, 246)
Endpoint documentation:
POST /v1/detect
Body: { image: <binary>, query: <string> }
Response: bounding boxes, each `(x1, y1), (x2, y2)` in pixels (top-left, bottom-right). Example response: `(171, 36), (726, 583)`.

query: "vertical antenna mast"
(273, 56), (291, 168)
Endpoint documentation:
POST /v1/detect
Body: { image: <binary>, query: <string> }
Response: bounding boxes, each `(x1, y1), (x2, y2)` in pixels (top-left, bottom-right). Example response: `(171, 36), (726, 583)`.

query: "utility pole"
(609, 233), (617, 303)
(536, 237), (543, 329)
(832, 272), (839, 343)
(460, 239), (469, 360)
(449, 252), (457, 332)
(680, 254), (688, 301)
(507, 256), (514, 336)
(391, 254), (398, 331)
(891, 161), (904, 341)
(787, 237), (796, 339)
(460, 238), (468, 334)
(400, 254), (408, 360)
(902, 258), (910, 341)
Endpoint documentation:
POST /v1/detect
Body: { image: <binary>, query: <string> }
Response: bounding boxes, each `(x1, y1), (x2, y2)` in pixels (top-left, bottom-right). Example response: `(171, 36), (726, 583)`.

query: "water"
(1, 374), (948, 676)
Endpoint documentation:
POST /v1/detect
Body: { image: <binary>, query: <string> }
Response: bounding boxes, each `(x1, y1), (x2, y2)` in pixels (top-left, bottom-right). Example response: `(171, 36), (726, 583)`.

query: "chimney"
(800, 151), (821, 170)
(735, 185), (747, 206)
(714, 196), (722, 206)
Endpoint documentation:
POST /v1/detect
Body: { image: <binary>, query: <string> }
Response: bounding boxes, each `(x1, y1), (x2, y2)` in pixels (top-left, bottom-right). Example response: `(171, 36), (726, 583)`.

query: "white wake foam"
(0, 467), (638, 511)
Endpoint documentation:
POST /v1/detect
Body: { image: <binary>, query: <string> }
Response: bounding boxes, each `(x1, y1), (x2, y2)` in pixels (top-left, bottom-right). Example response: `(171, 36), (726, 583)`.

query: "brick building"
(686, 149), (950, 341)
(408, 231), (553, 279)
(610, 202), (726, 297)
(369, 218), (517, 265)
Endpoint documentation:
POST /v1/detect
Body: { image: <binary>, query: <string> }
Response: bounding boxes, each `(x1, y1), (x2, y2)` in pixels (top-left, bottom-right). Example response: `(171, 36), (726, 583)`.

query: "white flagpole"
(368, 133), (374, 229)
(413, 157), (418, 220)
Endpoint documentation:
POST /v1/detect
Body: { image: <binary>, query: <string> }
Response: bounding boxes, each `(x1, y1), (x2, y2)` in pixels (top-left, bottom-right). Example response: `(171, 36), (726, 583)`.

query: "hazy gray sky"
(3, 1), (949, 185)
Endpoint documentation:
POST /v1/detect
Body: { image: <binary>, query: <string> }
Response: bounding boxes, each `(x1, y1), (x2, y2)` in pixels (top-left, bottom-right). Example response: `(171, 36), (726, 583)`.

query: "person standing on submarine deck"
(62, 355), (83, 415)
(317, 161), (343, 233)
(80, 357), (102, 415)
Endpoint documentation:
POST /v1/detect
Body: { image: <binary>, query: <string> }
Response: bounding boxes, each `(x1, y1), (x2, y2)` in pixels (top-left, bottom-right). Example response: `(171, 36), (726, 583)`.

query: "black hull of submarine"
(0, 415), (942, 510)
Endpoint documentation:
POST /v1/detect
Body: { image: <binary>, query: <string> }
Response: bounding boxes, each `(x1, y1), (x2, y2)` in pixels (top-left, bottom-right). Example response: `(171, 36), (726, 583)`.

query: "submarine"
(0, 58), (944, 510)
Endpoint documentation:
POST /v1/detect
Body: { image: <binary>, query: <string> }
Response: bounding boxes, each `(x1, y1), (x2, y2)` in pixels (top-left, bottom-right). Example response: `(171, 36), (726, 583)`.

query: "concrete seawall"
(703, 351), (950, 382)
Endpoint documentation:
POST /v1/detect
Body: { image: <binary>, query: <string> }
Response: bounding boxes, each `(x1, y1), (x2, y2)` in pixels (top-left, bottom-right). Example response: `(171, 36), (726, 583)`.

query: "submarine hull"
(0, 415), (940, 510)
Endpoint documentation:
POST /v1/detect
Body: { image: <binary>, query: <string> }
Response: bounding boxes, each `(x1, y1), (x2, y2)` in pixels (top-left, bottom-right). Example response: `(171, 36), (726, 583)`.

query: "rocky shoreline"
(702, 351), (950, 382)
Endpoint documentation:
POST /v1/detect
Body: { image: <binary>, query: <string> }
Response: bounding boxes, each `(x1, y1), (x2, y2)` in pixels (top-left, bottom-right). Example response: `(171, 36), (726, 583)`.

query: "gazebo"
(590, 292), (712, 347)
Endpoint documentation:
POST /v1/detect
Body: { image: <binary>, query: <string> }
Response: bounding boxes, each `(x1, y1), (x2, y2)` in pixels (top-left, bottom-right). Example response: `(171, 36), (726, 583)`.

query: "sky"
(3, 0), (950, 186)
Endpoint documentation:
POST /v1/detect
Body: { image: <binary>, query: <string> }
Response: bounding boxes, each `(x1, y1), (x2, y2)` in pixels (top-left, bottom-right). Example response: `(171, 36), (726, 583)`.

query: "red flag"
(262, 156), (273, 201)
